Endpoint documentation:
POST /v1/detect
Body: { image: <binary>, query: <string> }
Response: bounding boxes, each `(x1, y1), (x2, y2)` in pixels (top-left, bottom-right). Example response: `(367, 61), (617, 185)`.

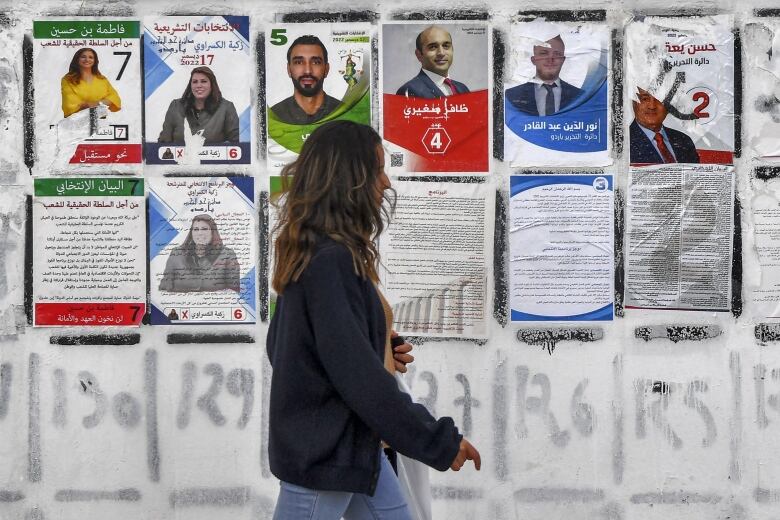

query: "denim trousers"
(272, 450), (412, 520)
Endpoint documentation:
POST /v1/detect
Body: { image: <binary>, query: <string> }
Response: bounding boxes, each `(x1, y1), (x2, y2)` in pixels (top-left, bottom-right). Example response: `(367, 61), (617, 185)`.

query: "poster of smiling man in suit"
(504, 18), (610, 168)
(382, 22), (489, 173)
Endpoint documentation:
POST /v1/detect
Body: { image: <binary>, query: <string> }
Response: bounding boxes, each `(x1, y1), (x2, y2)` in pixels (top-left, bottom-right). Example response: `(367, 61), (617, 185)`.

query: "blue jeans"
(272, 450), (412, 520)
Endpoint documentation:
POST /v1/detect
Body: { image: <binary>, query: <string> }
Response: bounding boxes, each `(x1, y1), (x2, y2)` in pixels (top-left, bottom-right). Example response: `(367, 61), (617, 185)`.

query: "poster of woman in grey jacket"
(158, 214), (240, 293)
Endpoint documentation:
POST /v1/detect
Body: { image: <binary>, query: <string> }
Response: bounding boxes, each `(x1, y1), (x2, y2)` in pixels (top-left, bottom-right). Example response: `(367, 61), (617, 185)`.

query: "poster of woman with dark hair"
(143, 16), (251, 165)
(149, 176), (256, 324)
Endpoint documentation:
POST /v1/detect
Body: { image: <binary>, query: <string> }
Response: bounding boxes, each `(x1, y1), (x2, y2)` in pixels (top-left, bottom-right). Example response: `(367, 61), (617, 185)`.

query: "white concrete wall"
(0, 0), (778, 519)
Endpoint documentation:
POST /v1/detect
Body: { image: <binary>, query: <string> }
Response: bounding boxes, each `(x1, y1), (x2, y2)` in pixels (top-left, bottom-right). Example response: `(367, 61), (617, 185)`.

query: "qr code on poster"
(390, 153), (404, 168)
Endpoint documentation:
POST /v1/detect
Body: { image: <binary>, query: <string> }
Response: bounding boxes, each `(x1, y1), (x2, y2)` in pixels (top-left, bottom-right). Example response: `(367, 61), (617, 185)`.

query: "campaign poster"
(378, 181), (494, 338)
(504, 19), (610, 168)
(625, 164), (733, 311)
(382, 22), (489, 174)
(143, 16), (251, 165)
(509, 175), (614, 321)
(626, 15), (734, 166)
(266, 23), (371, 172)
(33, 20), (142, 170)
(33, 178), (145, 326)
(148, 177), (255, 325)
(745, 21), (780, 160)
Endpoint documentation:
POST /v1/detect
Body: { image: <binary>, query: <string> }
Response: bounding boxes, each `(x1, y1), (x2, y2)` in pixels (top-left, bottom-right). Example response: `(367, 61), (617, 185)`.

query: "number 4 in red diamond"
(422, 124), (451, 155)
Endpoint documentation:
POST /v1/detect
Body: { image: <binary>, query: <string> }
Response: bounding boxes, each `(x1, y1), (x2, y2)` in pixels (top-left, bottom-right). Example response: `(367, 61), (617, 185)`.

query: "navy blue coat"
(396, 70), (470, 99)
(505, 80), (582, 116)
(266, 238), (462, 495)
(629, 120), (700, 164)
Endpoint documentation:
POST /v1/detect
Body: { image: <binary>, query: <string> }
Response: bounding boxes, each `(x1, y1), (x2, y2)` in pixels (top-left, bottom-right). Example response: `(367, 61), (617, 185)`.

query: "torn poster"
(266, 23), (371, 172)
(744, 21), (780, 160)
(148, 177), (255, 324)
(748, 181), (780, 318)
(143, 16), (251, 165)
(377, 181), (494, 338)
(626, 15), (734, 165)
(33, 19), (142, 171)
(382, 22), (489, 173)
(33, 178), (145, 326)
(509, 175), (614, 321)
(504, 18), (610, 167)
(625, 164), (734, 311)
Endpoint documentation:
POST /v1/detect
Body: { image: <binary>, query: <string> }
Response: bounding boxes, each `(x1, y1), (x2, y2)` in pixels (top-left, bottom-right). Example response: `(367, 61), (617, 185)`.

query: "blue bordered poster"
(143, 16), (252, 165)
(504, 19), (610, 167)
(509, 175), (614, 321)
(148, 177), (255, 325)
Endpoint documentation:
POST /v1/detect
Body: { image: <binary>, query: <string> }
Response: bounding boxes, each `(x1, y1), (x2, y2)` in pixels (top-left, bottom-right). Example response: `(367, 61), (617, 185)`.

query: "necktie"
(543, 83), (556, 116)
(443, 78), (458, 95)
(653, 132), (676, 163)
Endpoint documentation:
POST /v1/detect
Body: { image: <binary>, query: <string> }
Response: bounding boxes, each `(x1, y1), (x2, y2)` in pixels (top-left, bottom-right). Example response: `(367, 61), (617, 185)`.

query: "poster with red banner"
(33, 20), (142, 172)
(382, 22), (489, 174)
(33, 178), (145, 326)
(626, 15), (734, 166)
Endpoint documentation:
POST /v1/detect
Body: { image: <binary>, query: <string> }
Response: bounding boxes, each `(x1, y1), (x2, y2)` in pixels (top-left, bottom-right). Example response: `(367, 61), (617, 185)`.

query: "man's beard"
(293, 75), (323, 97)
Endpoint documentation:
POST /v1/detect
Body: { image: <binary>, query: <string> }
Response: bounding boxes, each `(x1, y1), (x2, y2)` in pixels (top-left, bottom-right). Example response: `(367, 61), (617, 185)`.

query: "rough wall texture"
(0, 0), (778, 519)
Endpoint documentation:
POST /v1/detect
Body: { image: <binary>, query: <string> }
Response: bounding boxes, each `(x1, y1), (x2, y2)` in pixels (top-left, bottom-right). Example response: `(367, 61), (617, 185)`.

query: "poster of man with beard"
(266, 23), (371, 172)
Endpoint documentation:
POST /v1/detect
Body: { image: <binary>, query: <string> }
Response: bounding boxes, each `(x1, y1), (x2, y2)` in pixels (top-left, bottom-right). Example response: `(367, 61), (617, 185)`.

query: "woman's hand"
(100, 98), (120, 111)
(391, 331), (414, 373)
(450, 438), (481, 471)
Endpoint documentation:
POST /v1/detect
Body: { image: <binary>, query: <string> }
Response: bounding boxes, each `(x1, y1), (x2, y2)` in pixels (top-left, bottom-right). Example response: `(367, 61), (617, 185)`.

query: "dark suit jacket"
(395, 70), (470, 99)
(629, 120), (700, 164)
(505, 80), (582, 116)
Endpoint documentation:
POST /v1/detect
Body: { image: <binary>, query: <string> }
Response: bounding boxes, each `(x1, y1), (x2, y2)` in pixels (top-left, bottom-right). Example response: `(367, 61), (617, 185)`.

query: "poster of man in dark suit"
(505, 35), (582, 116)
(629, 88), (700, 164)
(396, 25), (469, 99)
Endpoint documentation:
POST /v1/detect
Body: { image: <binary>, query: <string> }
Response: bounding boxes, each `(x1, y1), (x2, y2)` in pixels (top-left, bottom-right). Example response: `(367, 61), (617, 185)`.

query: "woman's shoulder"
(306, 238), (358, 278)
(215, 97), (236, 112)
(167, 98), (186, 110)
(217, 245), (238, 259)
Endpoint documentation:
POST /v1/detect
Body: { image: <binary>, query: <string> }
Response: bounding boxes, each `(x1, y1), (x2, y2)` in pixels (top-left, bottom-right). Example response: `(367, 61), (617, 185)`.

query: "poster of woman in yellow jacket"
(60, 47), (122, 118)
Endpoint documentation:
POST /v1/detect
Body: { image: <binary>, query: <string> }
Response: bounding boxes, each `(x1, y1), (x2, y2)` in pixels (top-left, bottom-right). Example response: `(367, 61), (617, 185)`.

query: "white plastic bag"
(395, 373), (432, 520)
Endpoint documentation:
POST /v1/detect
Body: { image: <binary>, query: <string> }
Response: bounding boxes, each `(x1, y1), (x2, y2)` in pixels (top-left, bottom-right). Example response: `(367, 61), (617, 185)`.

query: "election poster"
(626, 15), (734, 166)
(504, 19), (610, 168)
(748, 182), (780, 318)
(745, 21), (780, 160)
(33, 178), (145, 326)
(625, 164), (733, 311)
(378, 181), (494, 338)
(509, 175), (614, 321)
(143, 16), (251, 165)
(33, 19), (142, 171)
(266, 23), (371, 172)
(148, 177), (256, 325)
(382, 22), (489, 173)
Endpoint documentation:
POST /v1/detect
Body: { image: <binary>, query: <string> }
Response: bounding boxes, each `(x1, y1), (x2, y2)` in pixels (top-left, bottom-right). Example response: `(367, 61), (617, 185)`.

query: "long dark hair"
(272, 121), (394, 293)
(178, 214), (224, 267)
(181, 66), (223, 114)
(64, 48), (105, 85)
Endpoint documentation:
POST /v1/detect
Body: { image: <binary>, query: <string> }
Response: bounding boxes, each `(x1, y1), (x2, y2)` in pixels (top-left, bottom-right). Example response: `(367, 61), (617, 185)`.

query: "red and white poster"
(382, 22), (489, 173)
(626, 15), (734, 166)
